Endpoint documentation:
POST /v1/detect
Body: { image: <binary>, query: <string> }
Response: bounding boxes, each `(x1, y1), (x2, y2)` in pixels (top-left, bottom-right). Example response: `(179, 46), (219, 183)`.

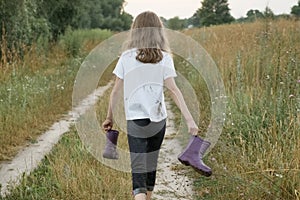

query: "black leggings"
(127, 118), (166, 196)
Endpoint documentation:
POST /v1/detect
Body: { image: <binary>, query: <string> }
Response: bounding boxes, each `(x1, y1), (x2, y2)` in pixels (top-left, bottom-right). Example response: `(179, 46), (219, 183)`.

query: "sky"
(123, 0), (299, 19)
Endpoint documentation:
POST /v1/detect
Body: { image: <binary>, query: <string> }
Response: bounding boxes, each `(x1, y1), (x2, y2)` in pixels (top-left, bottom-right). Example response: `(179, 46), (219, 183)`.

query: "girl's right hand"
(102, 119), (113, 131)
(187, 120), (199, 135)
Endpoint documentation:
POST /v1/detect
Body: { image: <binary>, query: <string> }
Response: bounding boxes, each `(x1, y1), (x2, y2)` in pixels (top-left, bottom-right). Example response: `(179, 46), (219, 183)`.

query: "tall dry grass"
(183, 19), (300, 199)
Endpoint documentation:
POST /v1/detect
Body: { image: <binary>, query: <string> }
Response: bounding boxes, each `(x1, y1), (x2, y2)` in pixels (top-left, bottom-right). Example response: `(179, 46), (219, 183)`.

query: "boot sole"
(178, 157), (190, 166)
(178, 158), (212, 177)
(102, 153), (119, 160)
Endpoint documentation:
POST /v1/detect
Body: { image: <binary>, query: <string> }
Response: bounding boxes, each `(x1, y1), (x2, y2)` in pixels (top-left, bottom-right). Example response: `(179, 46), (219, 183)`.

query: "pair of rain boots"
(102, 130), (212, 177)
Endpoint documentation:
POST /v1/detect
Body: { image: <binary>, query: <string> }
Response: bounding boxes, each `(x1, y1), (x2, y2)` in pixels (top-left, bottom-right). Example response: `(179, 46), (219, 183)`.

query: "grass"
(1, 19), (300, 199)
(1, 68), (132, 199)
(0, 29), (113, 161)
(183, 19), (300, 199)
(0, 128), (132, 200)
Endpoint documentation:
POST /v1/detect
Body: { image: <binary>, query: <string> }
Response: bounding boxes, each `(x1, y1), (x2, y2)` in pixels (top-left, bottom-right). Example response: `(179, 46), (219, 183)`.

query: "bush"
(59, 28), (112, 57)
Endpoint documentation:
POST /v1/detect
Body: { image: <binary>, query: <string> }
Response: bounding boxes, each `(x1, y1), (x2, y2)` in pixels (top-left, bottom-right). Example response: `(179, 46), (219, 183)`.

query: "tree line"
(166, 0), (300, 30)
(1, 0), (300, 60)
(0, 0), (132, 60)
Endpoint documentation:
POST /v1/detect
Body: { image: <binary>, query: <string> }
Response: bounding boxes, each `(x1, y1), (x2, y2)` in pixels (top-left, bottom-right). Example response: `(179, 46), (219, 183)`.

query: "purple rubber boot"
(178, 135), (212, 177)
(102, 129), (119, 159)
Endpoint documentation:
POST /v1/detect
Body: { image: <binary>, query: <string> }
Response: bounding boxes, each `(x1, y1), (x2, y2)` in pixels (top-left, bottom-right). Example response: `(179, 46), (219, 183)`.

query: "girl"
(102, 11), (201, 200)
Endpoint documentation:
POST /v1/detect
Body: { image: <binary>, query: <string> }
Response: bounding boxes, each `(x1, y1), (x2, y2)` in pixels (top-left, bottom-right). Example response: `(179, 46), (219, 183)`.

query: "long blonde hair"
(125, 11), (170, 63)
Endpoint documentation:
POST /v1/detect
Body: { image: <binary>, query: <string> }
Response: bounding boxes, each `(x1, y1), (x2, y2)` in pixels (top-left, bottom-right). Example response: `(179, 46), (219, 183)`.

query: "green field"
(0, 19), (299, 199)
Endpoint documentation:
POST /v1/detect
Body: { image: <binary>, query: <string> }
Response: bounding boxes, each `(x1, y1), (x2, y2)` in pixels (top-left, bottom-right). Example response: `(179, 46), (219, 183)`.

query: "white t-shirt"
(113, 48), (177, 122)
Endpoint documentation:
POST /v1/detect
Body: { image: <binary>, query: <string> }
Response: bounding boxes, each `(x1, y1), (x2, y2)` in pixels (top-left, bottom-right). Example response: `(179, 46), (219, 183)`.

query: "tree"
(291, 1), (300, 17)
(0, 0), (133, 62)
(37, 0), (84, 40)
(263, 6), (275, 19)
(167, 17), (187, 30)
(160, 17), (168, 27)
(37, 0), (132, 39)
(0, 0), (50, 60)
(188, 13), (200, 27)
(193, 0), (234, 27)
(79, 0), (132, 31)
(246, 9), (264, 21)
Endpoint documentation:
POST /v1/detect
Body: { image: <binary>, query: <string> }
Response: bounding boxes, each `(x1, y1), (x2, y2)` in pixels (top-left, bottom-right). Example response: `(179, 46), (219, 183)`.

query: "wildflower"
(289, 94), (295, 98)
(275, 173), (283, 178)
(297, 80), (300, 83)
